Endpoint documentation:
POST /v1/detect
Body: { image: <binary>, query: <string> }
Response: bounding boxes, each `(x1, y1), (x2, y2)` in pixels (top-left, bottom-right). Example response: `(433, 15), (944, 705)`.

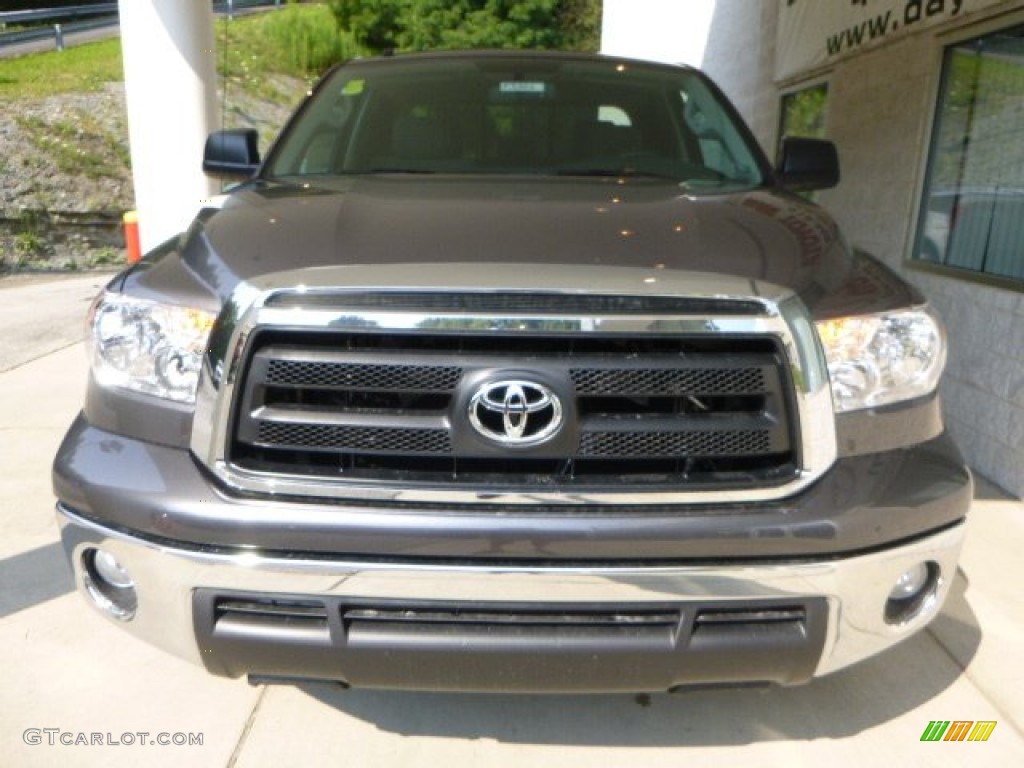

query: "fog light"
(81, 548), (137, 621)
(885, 561), (939, 625)
(92, 550), (134, 589)
(889, 562), (930, 600)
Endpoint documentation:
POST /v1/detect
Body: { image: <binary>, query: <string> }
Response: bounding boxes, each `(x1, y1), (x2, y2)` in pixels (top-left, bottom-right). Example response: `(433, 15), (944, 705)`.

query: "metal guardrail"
(213, 0), (286, 17)
(0, 3), (117, 51)
(0, 3), (117, 26)
(0, 18), (117, 52)
(0, 0), (283, 53)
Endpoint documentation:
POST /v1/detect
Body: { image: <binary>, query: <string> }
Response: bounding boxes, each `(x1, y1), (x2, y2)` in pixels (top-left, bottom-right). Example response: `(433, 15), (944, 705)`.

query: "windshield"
(266, 54), (767, 191)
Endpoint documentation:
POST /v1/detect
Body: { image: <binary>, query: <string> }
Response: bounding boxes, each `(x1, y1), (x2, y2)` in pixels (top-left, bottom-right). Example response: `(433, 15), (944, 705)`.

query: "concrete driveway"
(1, 274), (1021, 767)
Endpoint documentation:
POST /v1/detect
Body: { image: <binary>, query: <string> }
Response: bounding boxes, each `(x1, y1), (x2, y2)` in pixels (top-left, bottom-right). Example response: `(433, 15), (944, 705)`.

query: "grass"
(0, 5), (357, 102)
(16, 113), (130, 179)
(216, 5), (359, 106)
(219, 4), (357, 80)
(14, 230), (44, 257)
(86, 247), (121, 267)
(0, 38), (123, 100)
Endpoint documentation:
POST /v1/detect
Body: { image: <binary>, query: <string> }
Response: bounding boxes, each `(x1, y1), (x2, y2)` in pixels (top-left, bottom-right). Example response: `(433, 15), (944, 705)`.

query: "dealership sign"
(776, 0), (1010, 80)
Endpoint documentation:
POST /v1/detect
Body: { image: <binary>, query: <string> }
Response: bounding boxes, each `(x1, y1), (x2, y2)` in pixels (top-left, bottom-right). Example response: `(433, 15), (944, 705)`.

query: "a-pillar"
(118, 0), (220, 253)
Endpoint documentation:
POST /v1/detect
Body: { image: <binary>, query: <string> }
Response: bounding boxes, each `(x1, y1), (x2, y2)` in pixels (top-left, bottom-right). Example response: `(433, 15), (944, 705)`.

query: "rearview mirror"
(203, 129), (260, 181)
(776, 137), (839, 192)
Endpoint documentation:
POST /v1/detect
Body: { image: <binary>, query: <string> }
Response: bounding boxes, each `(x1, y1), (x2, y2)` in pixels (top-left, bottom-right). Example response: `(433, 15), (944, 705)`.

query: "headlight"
(816, 307), (946, 412)
(88, 292), (216, 404)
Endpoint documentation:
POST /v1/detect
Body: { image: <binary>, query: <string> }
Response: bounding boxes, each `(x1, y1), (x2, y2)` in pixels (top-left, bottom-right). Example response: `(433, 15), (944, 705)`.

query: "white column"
(601, 0), (717, 67)
(118, 0), (219, 253)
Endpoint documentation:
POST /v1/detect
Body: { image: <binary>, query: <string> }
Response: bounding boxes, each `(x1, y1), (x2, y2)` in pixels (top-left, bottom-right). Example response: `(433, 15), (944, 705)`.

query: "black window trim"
(905, 14), (1024, 295)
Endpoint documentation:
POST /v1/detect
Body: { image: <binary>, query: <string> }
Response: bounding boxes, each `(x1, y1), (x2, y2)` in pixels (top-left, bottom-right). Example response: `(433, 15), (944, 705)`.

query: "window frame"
(776, 78), (831, 163)
(905, 13), (1024, 294)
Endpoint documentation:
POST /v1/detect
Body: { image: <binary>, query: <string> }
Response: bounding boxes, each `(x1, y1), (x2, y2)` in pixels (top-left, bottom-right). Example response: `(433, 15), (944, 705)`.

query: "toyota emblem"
(468, 380), (563, 446)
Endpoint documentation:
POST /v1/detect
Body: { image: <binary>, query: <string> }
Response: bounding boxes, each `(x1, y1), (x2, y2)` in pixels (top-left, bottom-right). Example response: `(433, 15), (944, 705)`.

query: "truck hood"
(152, 176), (918, 318)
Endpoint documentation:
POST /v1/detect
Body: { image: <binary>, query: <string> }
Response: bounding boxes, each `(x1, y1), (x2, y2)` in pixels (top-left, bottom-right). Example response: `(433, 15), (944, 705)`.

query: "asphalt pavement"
(0, 273), (113, 373)
(0, 273), (1021, 767)
(0, 24), (119, 59)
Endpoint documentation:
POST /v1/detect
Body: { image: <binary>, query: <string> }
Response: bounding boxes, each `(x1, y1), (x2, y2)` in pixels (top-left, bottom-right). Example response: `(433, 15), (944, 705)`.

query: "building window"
(913, 24), (1024, 289)
(778, 82), (829, 158)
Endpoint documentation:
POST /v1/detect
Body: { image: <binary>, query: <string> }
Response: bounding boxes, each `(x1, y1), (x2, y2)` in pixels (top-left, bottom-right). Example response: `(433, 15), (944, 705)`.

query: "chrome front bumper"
(57, 504), (967, 691)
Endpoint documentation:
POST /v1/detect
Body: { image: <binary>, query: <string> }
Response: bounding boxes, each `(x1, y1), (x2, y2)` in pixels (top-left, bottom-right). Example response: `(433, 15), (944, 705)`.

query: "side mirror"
(203, 129), (260, 181)
(776, 137), (839, 192)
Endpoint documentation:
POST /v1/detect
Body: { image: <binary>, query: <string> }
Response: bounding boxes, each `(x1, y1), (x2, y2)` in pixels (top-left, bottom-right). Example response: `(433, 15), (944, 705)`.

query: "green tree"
(330, 0), (405, 51)
(557, 0), (602, 52)
(329, 0), (601, 53)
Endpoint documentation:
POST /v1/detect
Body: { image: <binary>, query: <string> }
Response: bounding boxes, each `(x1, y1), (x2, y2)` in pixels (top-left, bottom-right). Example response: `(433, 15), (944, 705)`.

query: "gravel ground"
(0, 75), (301, 275)
(0, 83), (133, 215)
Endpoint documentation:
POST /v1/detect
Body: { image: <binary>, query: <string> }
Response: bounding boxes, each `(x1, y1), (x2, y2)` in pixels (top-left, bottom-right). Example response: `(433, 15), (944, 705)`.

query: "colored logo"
(920, 721), (997, 742)
(468, 380), (563, 446)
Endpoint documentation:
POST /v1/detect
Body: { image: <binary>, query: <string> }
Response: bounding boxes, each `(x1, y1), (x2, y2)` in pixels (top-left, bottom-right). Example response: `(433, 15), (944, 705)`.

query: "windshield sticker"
(341, 79), (365, 96)
(499, 81), (547, 94)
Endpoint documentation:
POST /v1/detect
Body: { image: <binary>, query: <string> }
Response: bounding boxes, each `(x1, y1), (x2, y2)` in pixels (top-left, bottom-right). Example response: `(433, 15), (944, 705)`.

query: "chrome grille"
(263, 291), (769, 316)
(229, 327), (798, 490)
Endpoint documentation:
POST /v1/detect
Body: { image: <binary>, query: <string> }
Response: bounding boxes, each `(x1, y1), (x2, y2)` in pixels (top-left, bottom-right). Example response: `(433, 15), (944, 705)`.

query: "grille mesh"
(572, 367), (766, 396)
(266, 359), (461, 391)
(256, 423), (452, 454)
(580, 430), (773, 458)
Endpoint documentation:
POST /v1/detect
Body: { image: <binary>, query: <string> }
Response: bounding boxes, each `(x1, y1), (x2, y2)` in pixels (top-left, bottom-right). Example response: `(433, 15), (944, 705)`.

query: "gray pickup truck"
(53, 50), (970, 693)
